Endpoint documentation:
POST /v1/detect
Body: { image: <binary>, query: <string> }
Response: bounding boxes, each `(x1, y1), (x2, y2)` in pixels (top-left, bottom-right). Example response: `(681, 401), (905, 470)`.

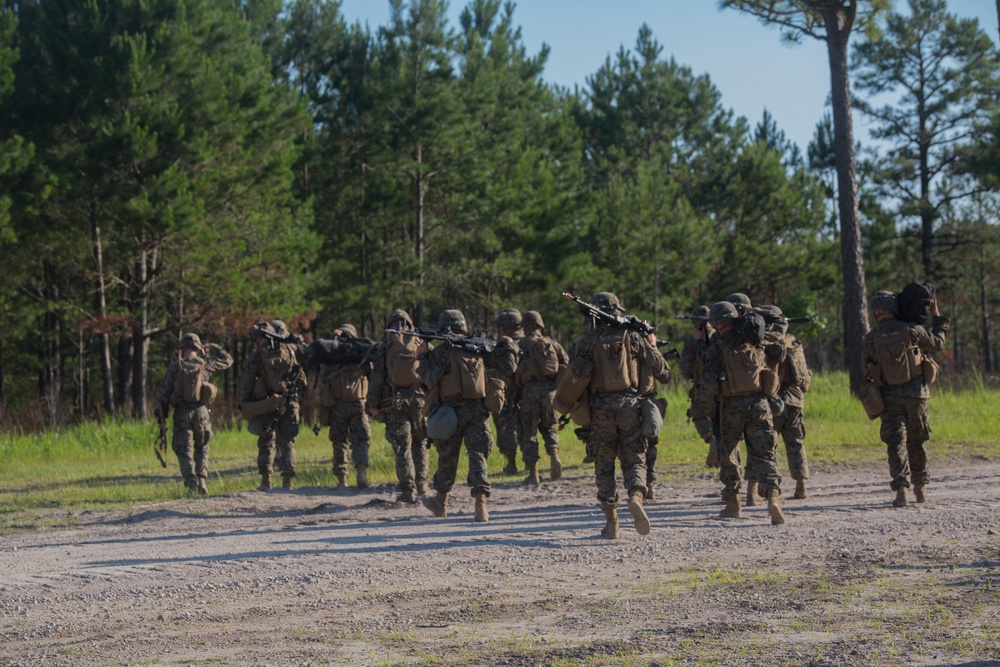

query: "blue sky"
(339, 0), (996, 153)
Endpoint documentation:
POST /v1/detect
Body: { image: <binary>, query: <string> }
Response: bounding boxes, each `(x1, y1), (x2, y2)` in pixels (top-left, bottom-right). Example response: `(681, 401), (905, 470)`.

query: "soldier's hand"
(499, 335), (513, 345)
(931, 299), (940, 317)
(646, 333), (657, 347)
(416, 341), (430, 356)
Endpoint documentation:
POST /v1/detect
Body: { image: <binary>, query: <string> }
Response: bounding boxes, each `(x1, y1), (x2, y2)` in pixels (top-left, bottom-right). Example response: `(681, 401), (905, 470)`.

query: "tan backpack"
(385, 332), (422, 389)
(260, 344), (299, 393)
(589, 329), (636, 393)
(874, 321), (921, 387)
(529, 336), (560, 378)
(783, 335), (812, 392)
(720, 339), (764, 397)
(172, 358), (205, 405)
(445, 349), (487, 400)
(331, 366), (369, 402)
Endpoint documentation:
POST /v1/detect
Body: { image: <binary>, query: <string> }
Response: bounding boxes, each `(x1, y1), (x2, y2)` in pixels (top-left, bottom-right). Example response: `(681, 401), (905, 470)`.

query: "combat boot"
(502, 454), (518, 475)
(705, 440), (719, 468)
(258, 473), (272, 491)
(644, 484), (655, 501)
(416, 481), (430, 496)
(600, 505), (619, 539)
(396, 487), (417, 504)
(627, 491), (651, 535)
(766, 489), (785, 525)
(335, 473), (347, 488)
(523, 463), (541, 486)
(913, 485), (926, 503)
(197, 476), (208, 496)
(282, 474), (293, 491)
(474, 494), (489, 523)
(184, 477), (199, 495)
(423, 491), (448, 517)
(794, 478), (807, 499)
(550, 449), (562, 481)
(892, 487), (908, 507)
(356, 465), (369, 489)
(746, 481), (761, 507)
(719, 496), (742, 519)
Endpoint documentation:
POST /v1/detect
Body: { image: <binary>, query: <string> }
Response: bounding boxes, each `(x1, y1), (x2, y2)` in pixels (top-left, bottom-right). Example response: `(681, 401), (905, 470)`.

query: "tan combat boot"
(335, 473), (347, 488)
(746, 481), (761, 507)
(474, 494), (489, 523)
(197, 476), (208, 496)
(627, 491), (651, 535)
(502, 455), (518, 475)
(766, 489), (785, 525)
(794, 478), (807, 499)
(423, 491), (448, 517)
(913, 485), (926, 503)
(281, 474), (293, 491)
(523, 463), (541, 486)
(600, 505), (619, 539)
(705, 439), (719, 468)
(396, 487), (417, 504)
(356, 465), (369, 489)
(258, 473), (272, 491)
(719, 496), (742, 519)
(893, 487), (908, 507)
(416, 481), (430, 496)
(550, 449), (562, 481)
(644, 484), (655, 501)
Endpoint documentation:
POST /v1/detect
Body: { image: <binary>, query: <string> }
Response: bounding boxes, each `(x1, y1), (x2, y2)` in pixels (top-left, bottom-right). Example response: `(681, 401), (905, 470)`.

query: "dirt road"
(2, 458), (999, 666)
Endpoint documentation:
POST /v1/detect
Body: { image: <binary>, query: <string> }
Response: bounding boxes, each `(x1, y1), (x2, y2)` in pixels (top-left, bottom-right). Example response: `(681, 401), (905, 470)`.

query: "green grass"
(1, 372), (998, 523)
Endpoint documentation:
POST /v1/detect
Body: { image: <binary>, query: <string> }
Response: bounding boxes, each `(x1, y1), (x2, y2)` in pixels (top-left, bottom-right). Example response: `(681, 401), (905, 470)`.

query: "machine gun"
(394, 328), (499, 355)
(152, 404), (169, 468)
(563, 292), (656, 335)
(657, 341), (681, 361)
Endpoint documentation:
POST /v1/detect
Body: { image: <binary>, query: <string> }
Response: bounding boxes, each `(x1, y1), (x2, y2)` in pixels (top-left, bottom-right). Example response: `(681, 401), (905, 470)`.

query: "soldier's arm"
(635, 332), (670, 383)
(366, 344), (388, 406)
(237, 351), (261, 402)
(554, 340), (570, 367)
(417, 344), (447, 388)
(203, 345), (234, 374)
(489, 339), (518, 376)
(697, 344), (723, 418)
(679, 337), (696, 381)
(912, 316), (949, 354)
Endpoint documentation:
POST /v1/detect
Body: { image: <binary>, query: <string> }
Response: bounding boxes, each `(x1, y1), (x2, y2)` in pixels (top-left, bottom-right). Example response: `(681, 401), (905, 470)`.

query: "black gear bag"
(897, 282), (935, 325)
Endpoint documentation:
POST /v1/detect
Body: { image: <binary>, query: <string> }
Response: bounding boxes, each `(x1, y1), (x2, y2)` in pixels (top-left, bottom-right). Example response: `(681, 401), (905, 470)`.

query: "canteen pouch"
(921, 356), (939, 385)
(484, 377), (506, 415)
(860, 381), (884, 420)
(240, 394), (285, 419)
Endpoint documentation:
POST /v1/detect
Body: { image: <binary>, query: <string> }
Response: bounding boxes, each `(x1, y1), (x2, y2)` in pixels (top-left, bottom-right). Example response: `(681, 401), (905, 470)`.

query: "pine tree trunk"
(982, 251), (995, 373)
(824, 7), (869, 395)
(92, 213), (116, 418)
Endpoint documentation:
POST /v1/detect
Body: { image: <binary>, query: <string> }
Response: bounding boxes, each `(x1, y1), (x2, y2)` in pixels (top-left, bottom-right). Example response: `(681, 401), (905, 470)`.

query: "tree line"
(0, 0), (997, 430)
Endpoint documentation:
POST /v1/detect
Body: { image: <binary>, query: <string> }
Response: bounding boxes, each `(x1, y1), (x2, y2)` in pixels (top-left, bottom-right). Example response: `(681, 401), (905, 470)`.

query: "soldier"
(239, 321), (307, 491)
(367, 309), (431, 502)
(759, 305), (812, 499)
(698, 301), (786, 524)
(492, 308), (523, 475)
(638, 331), (671, 502)
(418, 309), (519, 523)
(319, 324), (374, 489)
(564, 292), (670, 539)
(158, 333), (233, 495)
(862, 290), (948, 507)
(679, 305), (717, 468)
(516, 310), (569, 485)
(726, 292), (752, 315)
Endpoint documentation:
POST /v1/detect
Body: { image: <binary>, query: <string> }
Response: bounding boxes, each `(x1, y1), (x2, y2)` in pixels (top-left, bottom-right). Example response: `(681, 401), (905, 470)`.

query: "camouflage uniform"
(862, 292), (949, 498)
(367, 310), (430, 501)
(679, 306), (717, 465)
(492, 308), (523, 474)
(699, 301), (784, 523)
(516, 311), (570, 482)
(319, 324), (373, 488)
(239, 324), (307, 489)
(158, 334), (233, 494)
(774, 329), (810, 484)
(419, 311), (518, 512)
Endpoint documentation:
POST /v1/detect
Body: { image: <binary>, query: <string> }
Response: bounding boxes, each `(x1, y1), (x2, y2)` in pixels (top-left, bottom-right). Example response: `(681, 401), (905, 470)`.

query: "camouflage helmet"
(179, 332), (203, 352)
(871, 290), (898, 314)
(270, 320), (289, 337)
(691, 305), (710, 319)
(495, 308), (522, 329)
(438, 309), (467, 333)
(250, 321), (272, 340)
(708, 301), (739, 325)
(385, 309), (413, 330)
(725, 293), (752, 311)
(337, 323), (358, 338)
(757, 305), (788, 334)
(522, 310), (545, 329)
(591, 292), (623, 313)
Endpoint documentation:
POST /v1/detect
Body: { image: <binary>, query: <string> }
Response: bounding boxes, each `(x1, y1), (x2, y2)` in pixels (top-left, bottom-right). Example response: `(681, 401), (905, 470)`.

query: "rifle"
(262, 374), (300, 439)
(393, 328), (499, 355)
(153, 404), (169, 468)
(563, 292), (655, 335)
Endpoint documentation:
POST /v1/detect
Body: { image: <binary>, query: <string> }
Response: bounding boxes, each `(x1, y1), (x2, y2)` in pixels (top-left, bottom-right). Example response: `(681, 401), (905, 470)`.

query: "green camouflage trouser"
(329, 400), (371, 475)
(258, 403), (299, 478)
(773, 405), (809, 481)
(590, 393), (646, 508)
(518, 380), (560, 465)
(172, 403), (213, 486)
(880, 393), (930, 490)
(718, 393), (781, 500)
(383, 392), (429, 494)
(493, 405), (519, 460)
(431, 400), (493, 497)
